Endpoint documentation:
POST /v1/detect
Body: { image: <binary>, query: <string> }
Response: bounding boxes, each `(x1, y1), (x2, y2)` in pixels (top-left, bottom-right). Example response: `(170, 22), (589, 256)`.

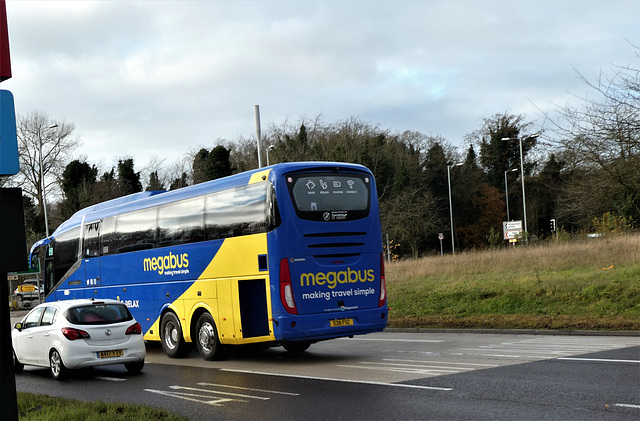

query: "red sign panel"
(1, 0), (11, 82)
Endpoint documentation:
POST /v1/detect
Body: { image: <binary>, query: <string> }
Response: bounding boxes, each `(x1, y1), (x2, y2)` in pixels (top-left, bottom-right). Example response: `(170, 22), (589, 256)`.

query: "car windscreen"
(65, 303), (133, 325)
(287, 172), (371, 222)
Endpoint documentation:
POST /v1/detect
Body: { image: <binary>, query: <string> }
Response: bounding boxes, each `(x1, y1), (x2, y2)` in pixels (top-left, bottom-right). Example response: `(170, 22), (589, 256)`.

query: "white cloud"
(3, 0), (639, 171)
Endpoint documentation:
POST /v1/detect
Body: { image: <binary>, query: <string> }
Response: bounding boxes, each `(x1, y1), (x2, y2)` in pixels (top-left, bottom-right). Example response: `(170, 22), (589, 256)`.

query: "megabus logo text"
(300, 268), (375, 290)
(143, 252), (189, 275)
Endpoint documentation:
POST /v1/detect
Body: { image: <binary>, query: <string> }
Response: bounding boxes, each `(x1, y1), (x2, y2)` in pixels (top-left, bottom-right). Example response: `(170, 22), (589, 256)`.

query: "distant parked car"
(12, 299), (146, 380)
(14, 279), (43, 301)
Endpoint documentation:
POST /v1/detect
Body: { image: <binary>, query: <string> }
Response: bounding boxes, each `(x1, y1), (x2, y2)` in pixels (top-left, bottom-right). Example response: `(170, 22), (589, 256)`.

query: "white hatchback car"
(12, 298), (146, 380)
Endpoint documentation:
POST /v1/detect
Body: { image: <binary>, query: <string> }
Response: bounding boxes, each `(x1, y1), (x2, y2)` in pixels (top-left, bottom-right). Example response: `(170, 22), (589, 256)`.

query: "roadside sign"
(503, 220), (523, 240)
(438, 232), (444, 240)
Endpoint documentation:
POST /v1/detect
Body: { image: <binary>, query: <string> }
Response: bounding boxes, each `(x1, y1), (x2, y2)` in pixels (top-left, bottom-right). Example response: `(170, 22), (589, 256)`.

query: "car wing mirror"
(14, 322), (23, 331)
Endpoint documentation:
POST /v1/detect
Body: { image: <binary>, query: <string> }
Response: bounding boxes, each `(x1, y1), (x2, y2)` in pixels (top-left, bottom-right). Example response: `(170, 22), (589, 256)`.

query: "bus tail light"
(280, 258), (298, 314)
(378, 253), (387, 307)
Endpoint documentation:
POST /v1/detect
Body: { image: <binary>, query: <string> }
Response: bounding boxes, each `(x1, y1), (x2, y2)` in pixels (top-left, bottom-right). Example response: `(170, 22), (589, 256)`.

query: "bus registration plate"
(330, 318), (354, 327)
(98, 350), (123, 359)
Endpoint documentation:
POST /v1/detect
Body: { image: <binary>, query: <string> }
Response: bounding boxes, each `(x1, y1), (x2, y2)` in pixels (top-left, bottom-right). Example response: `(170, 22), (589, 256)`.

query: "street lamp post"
(447, 162), (463, 255)
(39, 123), (58, 238)
(266, 145), (275, 166)
(504, 168), (518, 220)
(502, 134), (539, 242)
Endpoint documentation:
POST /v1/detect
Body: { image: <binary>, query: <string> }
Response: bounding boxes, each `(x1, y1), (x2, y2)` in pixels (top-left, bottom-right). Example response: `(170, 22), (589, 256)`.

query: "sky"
(3, 0), (639, 174)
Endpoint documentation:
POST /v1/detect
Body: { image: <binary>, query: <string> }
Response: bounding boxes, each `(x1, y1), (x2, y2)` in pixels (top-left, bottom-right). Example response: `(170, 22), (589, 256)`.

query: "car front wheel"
(50, 349), (68, 380)
(13, 349), (24, 374)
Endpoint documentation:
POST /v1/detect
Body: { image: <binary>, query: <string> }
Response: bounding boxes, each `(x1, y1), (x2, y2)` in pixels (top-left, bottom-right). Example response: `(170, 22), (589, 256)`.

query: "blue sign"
(0, 89), (18, 176)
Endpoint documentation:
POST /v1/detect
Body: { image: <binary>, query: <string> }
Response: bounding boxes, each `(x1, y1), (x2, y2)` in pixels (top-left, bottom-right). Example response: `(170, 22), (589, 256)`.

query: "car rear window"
(65, 303), (133, 325)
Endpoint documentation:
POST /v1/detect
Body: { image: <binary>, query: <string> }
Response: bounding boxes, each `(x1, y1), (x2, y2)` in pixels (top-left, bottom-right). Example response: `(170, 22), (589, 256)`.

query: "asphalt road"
(12, 329), (640, 420)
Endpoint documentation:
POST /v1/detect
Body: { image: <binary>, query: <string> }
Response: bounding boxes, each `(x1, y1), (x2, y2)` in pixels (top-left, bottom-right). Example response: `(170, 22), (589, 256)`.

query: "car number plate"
(330, 318), (354, 327)
(98, 350), (123, 359)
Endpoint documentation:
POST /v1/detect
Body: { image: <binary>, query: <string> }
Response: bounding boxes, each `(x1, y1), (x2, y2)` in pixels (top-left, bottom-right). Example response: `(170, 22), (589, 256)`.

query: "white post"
(254, 105), (262, 168)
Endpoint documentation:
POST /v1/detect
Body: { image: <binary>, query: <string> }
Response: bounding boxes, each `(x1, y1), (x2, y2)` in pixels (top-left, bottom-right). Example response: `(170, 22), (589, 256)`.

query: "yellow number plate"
(98, 350), (123, 359)
(330, 318), (354, 327)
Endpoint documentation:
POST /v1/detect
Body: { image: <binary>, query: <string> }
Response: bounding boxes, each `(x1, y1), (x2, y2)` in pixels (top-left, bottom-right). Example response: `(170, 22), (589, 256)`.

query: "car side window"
(23, 307), (45, 329)
(41, 307), (57, 326)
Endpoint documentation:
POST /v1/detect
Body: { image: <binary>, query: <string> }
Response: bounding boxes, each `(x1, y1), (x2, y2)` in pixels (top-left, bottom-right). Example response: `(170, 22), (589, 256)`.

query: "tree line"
(4, 55), (638, 258)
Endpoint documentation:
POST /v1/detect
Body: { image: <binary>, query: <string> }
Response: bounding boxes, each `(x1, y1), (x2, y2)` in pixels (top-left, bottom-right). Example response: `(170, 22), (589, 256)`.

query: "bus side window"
(83, 221), (101, 258)
(101, 217), (116, 256)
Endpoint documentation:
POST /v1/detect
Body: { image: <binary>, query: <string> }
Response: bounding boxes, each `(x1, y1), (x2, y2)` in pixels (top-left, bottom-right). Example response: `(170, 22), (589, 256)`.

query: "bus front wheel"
(160, 312), (190, 358)
(195, 313), (225, 361)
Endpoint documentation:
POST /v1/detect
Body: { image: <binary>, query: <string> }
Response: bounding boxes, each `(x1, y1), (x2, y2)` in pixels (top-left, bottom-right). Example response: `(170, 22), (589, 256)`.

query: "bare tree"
(549, 49), (640, 225)
(16, 111), (80, 220)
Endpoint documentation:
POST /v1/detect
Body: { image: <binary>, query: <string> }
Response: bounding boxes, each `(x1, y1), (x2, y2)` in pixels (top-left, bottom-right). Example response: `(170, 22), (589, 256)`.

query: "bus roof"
(48, 161), (371, 238)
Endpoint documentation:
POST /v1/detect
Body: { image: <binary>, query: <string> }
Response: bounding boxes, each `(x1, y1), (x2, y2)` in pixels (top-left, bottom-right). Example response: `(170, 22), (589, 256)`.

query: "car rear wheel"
(124, 360), (144, 374)
(195, 313), (225, 361)
(13, 349), (24, 374)
(50, 349), (68, 380)
(160, 312), (190, 358)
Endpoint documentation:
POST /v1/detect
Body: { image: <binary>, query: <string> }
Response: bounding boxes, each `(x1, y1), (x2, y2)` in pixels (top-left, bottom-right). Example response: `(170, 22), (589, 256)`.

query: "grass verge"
(386, 234), (640, 330)
(17, 392), (186, 421)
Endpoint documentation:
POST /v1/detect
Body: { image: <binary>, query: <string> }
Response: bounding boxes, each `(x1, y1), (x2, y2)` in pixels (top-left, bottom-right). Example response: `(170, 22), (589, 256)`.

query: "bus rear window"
(287, 173), (370, 221)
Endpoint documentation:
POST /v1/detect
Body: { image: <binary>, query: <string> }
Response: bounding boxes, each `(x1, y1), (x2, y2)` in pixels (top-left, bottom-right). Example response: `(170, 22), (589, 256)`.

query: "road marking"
(615, 403), (640, 409)
(95, 376), (127, 382)
(170, 385), (270, 400)
(558, 357), (640, 364)
(144, 387), (239, 406)
(220, 368), (453, 391)
(197, 382), (300, 396)
(384, 358), (497, 367)
(338, 337), (445, 343)
(144, 383), (300, 407)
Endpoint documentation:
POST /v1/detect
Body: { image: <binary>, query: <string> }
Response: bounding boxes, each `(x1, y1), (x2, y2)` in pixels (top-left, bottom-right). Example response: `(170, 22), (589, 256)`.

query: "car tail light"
(280, 258), (298, 314)
(379, 253), (387, 307)
(61, 327), (90, 340)
(126, 322), (142, 335)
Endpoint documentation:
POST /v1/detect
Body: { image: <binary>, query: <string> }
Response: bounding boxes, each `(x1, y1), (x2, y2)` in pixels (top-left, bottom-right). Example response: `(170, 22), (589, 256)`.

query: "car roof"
(35, 299), (124, 311)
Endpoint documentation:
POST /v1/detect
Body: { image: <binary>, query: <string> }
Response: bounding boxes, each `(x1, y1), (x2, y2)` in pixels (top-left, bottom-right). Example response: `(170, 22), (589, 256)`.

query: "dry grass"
(385, 234), (640, 330)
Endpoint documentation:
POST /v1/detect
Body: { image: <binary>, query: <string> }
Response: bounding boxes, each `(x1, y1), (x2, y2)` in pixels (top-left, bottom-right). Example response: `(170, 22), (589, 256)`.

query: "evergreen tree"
(59, 160), (98, 219)
(117, 158), (142, 195)
(146, 171), (165, 191)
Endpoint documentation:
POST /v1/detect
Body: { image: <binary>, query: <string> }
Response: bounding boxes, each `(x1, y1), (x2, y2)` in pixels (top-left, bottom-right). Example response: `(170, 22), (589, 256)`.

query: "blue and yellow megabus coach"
(29, 162), (388, 360)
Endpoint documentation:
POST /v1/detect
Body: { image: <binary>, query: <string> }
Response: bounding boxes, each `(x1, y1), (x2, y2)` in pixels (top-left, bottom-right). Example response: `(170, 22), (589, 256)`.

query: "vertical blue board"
(0, 90), (18, 176)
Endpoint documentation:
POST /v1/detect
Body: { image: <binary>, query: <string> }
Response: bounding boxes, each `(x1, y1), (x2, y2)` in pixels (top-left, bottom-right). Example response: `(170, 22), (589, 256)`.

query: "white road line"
(383, 358), (497, 367)
(220, 368), (453, 391)
(144, 388), (240, 406)
(169, 385), (270, 400)
(337, 364), (461, 375)
(338, 337), (445, 343)
(558, 357), (640, 364)
(95, 376), (127, 382)
(614, 403), (640, 409)
(197, 382), (300, 396)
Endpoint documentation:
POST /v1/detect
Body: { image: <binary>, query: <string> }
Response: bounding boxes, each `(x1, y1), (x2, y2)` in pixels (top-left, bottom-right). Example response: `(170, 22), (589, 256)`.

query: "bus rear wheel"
(283, 341), (312, 353)
(160, 312), (190, 358)
(195, 313), (225, 361)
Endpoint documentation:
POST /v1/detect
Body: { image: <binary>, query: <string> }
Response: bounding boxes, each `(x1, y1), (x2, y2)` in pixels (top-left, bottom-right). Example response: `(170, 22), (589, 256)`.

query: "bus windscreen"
(287, 173), (370, 221)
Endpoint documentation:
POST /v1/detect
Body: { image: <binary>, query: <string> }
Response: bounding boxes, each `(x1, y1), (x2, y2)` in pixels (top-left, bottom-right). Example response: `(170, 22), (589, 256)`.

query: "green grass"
(16, 392), (186, 421)
(386, 234), (640, 330)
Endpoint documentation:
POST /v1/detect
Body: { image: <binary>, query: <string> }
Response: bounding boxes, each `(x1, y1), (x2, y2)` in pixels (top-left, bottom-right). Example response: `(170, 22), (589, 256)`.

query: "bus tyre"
(195, 313), (225, 361)
(283, 341), (312, 354)
(161, 312), (190, 358)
